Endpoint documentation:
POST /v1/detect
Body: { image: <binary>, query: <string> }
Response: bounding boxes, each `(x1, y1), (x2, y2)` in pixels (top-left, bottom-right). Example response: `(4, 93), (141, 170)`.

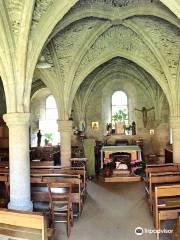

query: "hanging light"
(36, 56), (52, 69)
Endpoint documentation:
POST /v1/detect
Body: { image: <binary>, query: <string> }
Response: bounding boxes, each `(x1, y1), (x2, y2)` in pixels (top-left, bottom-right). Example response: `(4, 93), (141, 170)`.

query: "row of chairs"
(144, 163), (180, 239)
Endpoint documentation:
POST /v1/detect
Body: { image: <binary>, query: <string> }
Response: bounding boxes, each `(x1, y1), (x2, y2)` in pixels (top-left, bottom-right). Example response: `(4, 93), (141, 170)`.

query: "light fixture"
(36, 56), (52, 69)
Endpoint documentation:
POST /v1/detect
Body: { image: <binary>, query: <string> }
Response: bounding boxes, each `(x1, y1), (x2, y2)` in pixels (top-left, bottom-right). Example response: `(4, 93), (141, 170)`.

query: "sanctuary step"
(100, 175), (141, 183)
(113, 169), (130, 176)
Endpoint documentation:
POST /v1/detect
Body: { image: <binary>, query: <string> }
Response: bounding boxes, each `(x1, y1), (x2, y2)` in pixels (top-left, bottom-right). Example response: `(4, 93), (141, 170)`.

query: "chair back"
(47, 182), (72, 202)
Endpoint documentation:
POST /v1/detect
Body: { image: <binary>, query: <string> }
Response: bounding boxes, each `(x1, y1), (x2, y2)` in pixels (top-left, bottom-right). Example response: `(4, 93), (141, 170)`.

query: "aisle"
(55, 181), (173, 240)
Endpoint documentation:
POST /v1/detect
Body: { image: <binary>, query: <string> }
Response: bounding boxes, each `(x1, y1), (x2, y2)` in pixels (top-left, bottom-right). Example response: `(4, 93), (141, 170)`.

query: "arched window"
(112, 91), (128, 124)
(46, 95), (58, 120)
(38, 95), (59, 146)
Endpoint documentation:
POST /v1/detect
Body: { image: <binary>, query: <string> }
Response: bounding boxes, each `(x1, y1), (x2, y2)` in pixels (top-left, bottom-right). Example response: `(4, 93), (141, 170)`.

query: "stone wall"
(73, 70), (170, 157)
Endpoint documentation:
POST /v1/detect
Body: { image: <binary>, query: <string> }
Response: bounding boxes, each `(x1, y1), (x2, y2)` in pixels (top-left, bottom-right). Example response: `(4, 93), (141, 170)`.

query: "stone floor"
(55, 181), (175, 240)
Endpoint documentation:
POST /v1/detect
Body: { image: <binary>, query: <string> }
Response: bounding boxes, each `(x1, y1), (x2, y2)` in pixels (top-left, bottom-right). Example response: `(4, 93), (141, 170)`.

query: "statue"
(106, 123), (112, 135)
(37, 130), (42, 147)
(135, 106), (154, 128)
(79, 120), (85, 132)
(132, 121), (136, 135)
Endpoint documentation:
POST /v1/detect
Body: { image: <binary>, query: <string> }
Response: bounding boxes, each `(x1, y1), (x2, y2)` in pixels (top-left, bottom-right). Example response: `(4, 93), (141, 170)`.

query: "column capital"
(57, 120), (72, 132)
(170, 116), (180, 129)
(3, 113), (30, 126)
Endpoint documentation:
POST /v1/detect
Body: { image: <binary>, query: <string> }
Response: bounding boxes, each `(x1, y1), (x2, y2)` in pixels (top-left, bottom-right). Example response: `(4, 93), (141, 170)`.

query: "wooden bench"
(0, 208), (54, 240)
(31, 161), (54, 167)
(31, 167), (87, 199)
(31, 174), (83, 216)
(147, 172), (180, 212)
(0, 174), (9, 205)
(145, 163), (180, 180)
(154, 184), (180, 239)
(0, 161), (8, 168)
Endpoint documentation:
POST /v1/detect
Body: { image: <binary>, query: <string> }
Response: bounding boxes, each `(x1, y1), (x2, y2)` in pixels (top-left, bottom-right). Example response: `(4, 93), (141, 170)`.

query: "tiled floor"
(55, 181), (175, 240)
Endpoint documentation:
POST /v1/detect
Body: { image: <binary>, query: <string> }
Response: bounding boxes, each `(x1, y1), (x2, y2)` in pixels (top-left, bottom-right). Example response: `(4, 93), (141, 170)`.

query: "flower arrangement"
(112, 109), (127, 123)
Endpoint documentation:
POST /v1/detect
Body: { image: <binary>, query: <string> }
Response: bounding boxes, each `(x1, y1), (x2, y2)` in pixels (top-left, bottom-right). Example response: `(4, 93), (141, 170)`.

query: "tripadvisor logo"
(135, 227), (144, 236)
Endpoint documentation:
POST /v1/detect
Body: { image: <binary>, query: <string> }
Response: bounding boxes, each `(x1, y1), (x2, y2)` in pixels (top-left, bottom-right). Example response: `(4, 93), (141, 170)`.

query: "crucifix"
(135, 106), (154, 128)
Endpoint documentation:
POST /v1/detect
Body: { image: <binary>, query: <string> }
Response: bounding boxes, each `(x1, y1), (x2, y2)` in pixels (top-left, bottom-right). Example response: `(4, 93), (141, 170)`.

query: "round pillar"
(170, 116), (180, 163)
(3, 113), (33, 211)
(58, 120), (72, 166)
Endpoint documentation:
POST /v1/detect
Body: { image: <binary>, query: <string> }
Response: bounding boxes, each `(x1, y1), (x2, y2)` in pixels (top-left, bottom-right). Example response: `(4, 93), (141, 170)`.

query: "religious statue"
(79, 120), (85, 132)
(135, 106), (154, 128)
(131, 121), (136, 135)
(37, 130), (42, 147)
(106, 123), (112, 135)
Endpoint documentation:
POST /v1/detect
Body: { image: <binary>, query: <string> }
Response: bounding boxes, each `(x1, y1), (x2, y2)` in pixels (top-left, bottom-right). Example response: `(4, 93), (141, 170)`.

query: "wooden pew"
(31, 167), (86, 198)
(145, 163), (180, 179)
(0, 166), (87, 206)
(144, 163), (180, 198)
(0, 161), (8, 168)
(0, 167), (9, 173)
(0, 208), (54, 240)
(148, 172), (180, 212)
(154, 184), (180, 239)
(0, 174), (9, 204)
(31, 161), (54, 167)
(31, 174), (83, 216)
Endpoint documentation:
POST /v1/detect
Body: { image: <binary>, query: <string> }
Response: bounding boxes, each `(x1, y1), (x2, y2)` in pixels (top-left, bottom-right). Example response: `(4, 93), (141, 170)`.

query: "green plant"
(44, 132), (53, 141)
(112, 109), (127, 122)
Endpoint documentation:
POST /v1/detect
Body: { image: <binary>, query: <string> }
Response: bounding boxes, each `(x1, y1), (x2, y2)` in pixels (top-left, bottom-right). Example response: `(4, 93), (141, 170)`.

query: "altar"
(101, 145), (142, 169)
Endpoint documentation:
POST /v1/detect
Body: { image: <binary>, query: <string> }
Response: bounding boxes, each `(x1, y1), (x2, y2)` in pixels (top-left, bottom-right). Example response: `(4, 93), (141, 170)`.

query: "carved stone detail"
(132, 17), (180, 79)
(32, 0), (54, 29)
(75, 24), (163, 78)
(6, 0), (24, 35)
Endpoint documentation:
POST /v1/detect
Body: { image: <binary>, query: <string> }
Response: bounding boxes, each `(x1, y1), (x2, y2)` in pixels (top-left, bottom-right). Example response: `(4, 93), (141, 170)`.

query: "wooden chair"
(47, 182), (73, 237)
(0, 208), (54, 240)
(31, 174), (83, 216)
(154, 184), (180, 239)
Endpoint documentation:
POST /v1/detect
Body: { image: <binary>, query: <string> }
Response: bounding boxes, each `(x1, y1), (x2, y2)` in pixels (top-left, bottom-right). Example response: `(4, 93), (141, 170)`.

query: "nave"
(55, 181), (170, 240)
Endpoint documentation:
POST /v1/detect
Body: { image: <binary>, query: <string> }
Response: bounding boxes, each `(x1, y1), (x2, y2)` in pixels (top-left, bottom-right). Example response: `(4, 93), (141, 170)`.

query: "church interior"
(0, 0), (180, 239)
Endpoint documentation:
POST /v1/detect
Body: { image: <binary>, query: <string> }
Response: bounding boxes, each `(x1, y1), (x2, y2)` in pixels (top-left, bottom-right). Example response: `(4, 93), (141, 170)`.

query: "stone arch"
(123, 20), (173, 89)
(31, 79), (46, 98)
(69, 51), (171, 112)
(66, 22), (111, 96)
(60, 11), (179, 102)
(25, 0), (80, 110)
(80, 65), (153, 113)
(0, 2), (17, 113)
(34, 70), (67, 120)
(160, 0), (180, 19)
(51, 4), (180, 39)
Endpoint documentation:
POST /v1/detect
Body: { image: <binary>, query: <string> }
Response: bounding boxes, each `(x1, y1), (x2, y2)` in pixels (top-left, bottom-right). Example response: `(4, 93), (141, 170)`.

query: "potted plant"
(112, 109), (127, 134)
(44, 132), (53, 146)
(103, 158), (113, 177)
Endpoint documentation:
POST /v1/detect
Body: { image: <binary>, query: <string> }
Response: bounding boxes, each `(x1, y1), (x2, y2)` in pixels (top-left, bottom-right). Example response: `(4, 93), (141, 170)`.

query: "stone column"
(170, 116), (180, 163)
(58, 120), (72, 166)
(3, 113), (33, 211)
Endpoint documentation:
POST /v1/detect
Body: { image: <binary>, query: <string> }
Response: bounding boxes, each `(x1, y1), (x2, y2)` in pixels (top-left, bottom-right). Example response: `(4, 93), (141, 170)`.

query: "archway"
(30, 88), (60, 147)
